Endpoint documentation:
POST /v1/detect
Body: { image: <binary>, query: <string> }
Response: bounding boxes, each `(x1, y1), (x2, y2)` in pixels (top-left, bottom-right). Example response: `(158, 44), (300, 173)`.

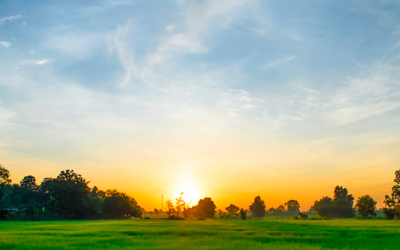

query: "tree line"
(0, 166), (142, 220)
(1, 164), (399, 220)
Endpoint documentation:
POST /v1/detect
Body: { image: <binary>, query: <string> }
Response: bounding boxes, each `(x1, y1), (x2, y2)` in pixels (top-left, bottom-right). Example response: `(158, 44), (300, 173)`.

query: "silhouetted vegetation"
(249, 195), (265, 219)
(313, 186), (355, 218)
(383, 169), (400, 219)
(1, 163), (400, 221)
(0, 166), (142, 220)
(267, 199), (301, 216)
(355, 195), (377, 218)
(240, 208), (247, 220)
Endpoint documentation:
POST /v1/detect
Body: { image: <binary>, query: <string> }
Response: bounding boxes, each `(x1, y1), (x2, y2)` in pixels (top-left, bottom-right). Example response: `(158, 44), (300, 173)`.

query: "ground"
(1, 219), (400, 249)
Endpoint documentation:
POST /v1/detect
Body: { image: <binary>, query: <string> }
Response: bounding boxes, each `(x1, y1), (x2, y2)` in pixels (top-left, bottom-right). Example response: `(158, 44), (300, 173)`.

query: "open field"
(1, 219), (400, 250)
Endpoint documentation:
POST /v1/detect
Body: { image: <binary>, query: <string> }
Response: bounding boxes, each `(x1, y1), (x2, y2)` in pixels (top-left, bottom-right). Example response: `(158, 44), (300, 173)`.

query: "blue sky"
(1, 0), (400, 209)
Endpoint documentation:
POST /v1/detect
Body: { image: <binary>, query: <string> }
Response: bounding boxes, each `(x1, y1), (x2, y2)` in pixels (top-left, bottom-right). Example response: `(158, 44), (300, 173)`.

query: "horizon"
(1, 0), (400, 212)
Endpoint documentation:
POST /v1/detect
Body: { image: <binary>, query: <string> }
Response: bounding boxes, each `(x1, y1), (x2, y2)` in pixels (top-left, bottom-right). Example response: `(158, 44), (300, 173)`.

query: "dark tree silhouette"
(334, 186), (354, 205)
(225, 204), (240, 218)
(383, 168), (400, 219)
(0, 164), (11, 201)
(314, 186), (355, 218)
(240, 208), (247, 220)
(249, 195), (266, 219)
(20, 175), (37, 191)
(313, 196), (333, 217)
(285, 200), (300, 214)
(103, 189), (142, 218)
(299, 212), (308, 219)
(196, 197), (216, 219)
(51, 170), (90, 219)
(355, 195), (377, 218)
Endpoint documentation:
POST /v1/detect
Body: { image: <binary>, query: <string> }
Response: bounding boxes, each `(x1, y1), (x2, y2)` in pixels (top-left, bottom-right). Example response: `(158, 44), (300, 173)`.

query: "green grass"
(1, 219), (400, 249)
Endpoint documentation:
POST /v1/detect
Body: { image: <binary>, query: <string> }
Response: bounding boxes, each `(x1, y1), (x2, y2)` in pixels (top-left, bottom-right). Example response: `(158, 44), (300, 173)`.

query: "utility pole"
(162, 194), (163, 211)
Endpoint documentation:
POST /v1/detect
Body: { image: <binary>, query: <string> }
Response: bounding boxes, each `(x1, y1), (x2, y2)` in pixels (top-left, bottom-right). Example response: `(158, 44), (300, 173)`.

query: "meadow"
(1, 219), (399, 250)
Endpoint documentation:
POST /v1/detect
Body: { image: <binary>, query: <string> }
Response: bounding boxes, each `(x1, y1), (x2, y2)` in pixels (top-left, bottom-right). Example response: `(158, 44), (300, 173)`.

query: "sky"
(1, 0), (400, 211)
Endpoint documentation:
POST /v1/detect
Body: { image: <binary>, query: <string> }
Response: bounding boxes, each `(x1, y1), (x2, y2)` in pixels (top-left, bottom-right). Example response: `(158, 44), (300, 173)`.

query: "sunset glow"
(1, 1), (400, 212)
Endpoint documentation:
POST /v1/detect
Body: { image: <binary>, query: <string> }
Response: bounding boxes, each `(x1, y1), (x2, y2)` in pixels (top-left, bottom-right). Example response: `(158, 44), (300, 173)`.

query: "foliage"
(268, 205), (286, 215)
(299, 212), (308, 219)
(20, 175), (37, 191)
(249, 195), (266, 219)
(285, 200), (301, 214)
(383, 168), (400, 219)
(355, 195), (377, 218)
(0, 167), (142, 221)
(314, 196), (334, 217)
(51, 169), (91, 219)
(165, 199), (176, 216)
(225, 204), (240, 218)
(103, 189), (142, 218)
(175, 192), (190, 215)
(196, 197), (216, 219)
(240, 208), (247, 220)
(0, 164), (11, 201)
(313, 186), (355, 218)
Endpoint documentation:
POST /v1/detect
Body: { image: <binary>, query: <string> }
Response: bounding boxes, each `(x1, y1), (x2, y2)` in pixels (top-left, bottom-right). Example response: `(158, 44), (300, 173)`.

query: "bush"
(299, 213), (308, 219)
(168, 215), (184, 220)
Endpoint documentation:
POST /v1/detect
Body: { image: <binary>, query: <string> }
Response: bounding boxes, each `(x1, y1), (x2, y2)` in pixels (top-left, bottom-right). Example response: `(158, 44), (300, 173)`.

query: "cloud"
(46, 32), (102, 56)
(108, 20), (141, 86)
(325, 66), (400, 125)
(147, 0), (257, 65)
(36, 59), (50, 65)
(260, 56), (297, 69)
(0, 15), (22, 25)
(0, 41), (10, 48)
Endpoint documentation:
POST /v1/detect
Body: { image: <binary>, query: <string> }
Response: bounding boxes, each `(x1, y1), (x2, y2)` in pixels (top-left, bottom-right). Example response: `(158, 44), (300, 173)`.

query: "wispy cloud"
(261, 56), (297, 69)
(0, 14), (22, 25)
(36, 59), (50, 65)
(0, 41), (10, 48)
(147, 0), (257, 65)
(108, 20), (141, 87)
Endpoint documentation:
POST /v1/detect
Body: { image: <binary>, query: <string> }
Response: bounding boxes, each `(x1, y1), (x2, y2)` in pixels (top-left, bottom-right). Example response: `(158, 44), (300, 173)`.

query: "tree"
(313, 186), (355, 218)
(165, 199), (176, 216)
(51, 170), (90, 219)
(313, 196), (333, 217)
(0, 164), (11, 200)
(218, 209), (228, 219)
(20, 175), (37, 191)
(240, 208), (247, 220)
(103, 189), (142, 218)
(0, 164), (12, 220)
(225, 204), (240, 218)
(0, 164), (11, 185)
(299, 212), (308, 219)
(334, 186), (354, 205)
(196, 197), (216, 219)
(383, 169), (400, 219)
(355, 195), (377, 218)
(285, 200), (300, 214)
(249, 195), (266, 219)
(176, 192), (189, 214)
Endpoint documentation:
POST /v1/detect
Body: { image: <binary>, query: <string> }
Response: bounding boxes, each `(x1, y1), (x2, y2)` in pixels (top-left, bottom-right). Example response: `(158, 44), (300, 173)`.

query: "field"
(1, 219), (400, 250)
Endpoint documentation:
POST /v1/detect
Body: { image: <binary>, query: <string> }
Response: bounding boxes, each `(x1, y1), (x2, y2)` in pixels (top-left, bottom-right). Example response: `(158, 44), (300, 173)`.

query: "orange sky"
(1, 0), (400, 213)
(3, 132), (399, 211)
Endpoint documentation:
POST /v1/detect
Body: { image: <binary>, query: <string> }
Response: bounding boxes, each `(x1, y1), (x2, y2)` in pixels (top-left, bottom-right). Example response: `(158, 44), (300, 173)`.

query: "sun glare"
(174, 181), (201, 205)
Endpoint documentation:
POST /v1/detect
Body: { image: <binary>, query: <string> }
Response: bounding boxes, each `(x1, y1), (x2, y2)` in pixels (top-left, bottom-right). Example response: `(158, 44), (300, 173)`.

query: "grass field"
(1, 219), (400, 250)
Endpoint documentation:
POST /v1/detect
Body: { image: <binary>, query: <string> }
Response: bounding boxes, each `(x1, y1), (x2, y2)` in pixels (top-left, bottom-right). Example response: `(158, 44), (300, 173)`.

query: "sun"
(174, 180), (201, 205)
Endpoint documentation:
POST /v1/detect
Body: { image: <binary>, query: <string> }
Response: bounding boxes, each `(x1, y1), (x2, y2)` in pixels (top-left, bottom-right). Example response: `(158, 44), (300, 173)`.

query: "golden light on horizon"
(173, 178), (201, 205)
